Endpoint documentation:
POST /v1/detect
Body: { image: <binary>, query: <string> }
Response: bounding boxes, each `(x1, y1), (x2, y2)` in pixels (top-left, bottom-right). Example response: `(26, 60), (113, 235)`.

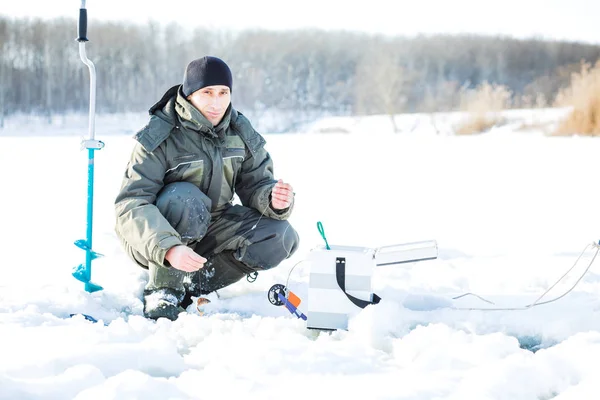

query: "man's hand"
(271, 179), (294, 210)
(165, 245), (206, 272)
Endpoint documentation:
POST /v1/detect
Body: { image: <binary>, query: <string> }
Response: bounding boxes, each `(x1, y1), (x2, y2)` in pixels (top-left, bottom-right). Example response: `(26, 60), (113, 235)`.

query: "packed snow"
(1, 109), (600, 399)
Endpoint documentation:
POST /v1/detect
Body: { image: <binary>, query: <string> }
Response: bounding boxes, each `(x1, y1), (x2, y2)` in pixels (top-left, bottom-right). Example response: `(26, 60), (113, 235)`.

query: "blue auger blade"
(85, 281), (103, 293)
(73, 239), (103, 291)
(74, 239), (88, 249)
(72, 263), (89, 282)
(72, 265), (103, 292)
(74, 239), (103, 260)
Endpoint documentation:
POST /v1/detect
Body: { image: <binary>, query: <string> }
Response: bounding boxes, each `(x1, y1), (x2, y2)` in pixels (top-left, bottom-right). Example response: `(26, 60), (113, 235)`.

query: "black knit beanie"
(182, 56), (233, 97)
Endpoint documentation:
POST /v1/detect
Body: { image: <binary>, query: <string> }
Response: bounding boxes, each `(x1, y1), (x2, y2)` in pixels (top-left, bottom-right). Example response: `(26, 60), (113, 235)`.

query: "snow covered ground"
(1, 109), (600, 399)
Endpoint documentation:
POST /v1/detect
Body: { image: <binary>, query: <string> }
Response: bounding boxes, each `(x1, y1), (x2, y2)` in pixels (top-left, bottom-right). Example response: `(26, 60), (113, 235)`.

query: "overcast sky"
(2, 0), (598, 44)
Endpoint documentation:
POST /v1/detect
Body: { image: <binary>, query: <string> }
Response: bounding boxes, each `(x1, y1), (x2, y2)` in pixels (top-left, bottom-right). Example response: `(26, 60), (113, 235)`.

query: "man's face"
(187, 85), (231, 126)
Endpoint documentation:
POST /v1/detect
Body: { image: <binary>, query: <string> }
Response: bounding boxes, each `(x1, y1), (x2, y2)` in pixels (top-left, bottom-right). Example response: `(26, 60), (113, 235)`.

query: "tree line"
(1, 16), (600, 131)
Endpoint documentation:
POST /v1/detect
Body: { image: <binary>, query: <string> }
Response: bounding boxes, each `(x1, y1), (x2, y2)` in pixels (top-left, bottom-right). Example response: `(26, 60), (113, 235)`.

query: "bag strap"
(335, 257), (381, 309)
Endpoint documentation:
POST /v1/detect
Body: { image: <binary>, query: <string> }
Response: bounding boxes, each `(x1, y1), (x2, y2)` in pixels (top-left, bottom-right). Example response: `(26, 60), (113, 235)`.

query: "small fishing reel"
(267, 283), (307, 321)
(268, 283), (287, 306)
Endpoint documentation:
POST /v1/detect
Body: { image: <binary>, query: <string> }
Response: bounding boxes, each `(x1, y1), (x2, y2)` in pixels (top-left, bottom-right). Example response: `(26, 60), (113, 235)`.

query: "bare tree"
(355, 47), (410, 133)
(0, 17), (8, 127)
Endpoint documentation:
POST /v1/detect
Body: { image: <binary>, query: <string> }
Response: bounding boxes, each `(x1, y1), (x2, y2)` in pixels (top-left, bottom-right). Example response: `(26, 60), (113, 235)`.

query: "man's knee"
(279, 222), (299, 260)
(156, 182), (211, 244)
(242, 221), (299, 270)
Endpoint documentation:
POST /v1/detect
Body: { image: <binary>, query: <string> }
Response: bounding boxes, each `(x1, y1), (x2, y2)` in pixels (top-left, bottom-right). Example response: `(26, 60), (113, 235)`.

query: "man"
(115, 56), (299, 321)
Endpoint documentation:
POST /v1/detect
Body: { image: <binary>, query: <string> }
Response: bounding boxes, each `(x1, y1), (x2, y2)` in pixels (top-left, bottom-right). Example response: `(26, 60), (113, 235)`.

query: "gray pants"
(129, 182), (299, 299)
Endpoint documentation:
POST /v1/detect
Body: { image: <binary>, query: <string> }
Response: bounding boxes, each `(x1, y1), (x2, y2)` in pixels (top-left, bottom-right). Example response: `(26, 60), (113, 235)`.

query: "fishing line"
(451, 241), (600, 311)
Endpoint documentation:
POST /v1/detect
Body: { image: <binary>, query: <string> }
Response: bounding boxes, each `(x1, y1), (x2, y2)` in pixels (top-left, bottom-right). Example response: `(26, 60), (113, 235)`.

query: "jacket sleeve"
(235, 144), (294, 221)
(114, 142), (182, 266)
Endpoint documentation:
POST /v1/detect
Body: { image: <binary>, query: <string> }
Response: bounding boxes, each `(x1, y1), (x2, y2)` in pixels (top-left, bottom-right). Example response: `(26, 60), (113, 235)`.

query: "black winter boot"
(143, 288), (185, 321)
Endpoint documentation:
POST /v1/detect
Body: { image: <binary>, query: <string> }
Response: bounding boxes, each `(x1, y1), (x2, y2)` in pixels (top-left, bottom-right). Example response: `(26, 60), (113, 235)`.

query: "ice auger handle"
(78, 1), (88, 42)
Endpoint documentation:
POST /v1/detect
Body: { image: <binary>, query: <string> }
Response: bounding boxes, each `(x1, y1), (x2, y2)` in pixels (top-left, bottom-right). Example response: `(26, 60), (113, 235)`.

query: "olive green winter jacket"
(115, 85), (293, 266)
